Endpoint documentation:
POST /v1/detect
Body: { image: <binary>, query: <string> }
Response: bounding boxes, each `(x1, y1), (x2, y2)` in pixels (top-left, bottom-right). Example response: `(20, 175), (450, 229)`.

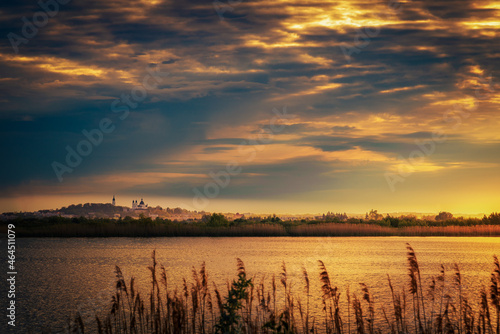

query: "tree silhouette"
(435, 211), (453, 221)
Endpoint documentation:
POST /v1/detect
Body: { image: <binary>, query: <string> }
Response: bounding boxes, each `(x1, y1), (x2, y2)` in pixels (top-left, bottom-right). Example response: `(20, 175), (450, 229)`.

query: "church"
(132, 198), (148, 210)
(112, 196), (149, 211)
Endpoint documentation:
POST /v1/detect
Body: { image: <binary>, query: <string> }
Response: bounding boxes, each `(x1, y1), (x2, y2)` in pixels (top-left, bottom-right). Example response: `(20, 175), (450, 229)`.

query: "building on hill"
(132, 198), (148, 210)
(112, 195), (116, 206)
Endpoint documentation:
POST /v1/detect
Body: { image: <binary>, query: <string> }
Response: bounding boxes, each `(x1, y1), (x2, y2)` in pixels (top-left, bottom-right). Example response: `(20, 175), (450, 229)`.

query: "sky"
(0, 0), (499, 214)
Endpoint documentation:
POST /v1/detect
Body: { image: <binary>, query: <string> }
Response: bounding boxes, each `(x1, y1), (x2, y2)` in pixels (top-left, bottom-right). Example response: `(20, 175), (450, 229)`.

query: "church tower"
(112, 195), (116, 206)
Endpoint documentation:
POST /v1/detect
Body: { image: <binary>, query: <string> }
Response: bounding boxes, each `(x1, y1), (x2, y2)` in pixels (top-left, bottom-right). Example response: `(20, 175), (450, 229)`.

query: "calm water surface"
(3, 237), (500, 332)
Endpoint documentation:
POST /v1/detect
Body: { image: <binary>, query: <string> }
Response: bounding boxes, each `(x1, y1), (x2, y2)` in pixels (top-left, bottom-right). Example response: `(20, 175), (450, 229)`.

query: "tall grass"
(399, 225), (500, 236)
(290, 223), (500, 237)
(15, 222), (500, 238)
(16, 223), (288, 237)
(289, 223), (394, 236)
(69, 244), (500, 334)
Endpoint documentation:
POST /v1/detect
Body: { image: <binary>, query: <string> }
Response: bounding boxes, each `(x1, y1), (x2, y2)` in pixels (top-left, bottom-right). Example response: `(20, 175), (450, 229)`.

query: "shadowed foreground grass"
(69, 244), (500, 334)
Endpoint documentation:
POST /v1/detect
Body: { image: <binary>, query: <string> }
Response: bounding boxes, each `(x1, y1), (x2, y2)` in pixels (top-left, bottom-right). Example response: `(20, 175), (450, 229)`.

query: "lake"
(3, 236), (500, 333)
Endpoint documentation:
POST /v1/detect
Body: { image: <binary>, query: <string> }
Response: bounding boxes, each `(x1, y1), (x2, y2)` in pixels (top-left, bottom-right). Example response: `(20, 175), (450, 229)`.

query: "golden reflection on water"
(16, 237), (500, 332)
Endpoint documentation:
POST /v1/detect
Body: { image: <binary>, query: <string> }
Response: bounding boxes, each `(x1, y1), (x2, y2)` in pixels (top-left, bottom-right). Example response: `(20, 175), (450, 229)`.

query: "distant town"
(0, 196), (488, 222)
(1, 196), (499, 238)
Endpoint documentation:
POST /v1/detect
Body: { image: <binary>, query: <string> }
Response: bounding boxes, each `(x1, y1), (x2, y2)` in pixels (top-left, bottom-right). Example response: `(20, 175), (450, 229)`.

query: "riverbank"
(4, 216), (500, 237)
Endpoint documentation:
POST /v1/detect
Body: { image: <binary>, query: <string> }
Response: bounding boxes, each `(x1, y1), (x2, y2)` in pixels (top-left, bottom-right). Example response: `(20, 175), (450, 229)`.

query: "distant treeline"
(2, 212), (500, 237)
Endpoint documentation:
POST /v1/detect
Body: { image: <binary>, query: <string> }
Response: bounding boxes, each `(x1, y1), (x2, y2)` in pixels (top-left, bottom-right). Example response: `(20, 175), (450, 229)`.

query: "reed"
(290, 224), (500, 237)
(492, 255), (500, 334)
(10, 219), (500, 238)
(16, 222), (288, 238)
(289, 223), (394, 237)
(68, 246), (500, 334)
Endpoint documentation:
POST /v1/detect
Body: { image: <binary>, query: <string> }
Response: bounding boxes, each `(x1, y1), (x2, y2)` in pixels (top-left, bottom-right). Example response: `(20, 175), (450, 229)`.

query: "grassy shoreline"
(4, 217), (500, 237)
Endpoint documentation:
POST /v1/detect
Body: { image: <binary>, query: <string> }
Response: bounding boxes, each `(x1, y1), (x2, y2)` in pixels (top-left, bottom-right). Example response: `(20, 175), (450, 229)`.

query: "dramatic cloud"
(1, 0), (499, 213)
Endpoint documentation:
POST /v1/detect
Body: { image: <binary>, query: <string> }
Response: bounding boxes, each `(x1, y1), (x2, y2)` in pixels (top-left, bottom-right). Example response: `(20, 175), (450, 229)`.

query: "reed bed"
(289, 223), (394, 236)
(15, 222), (500, 238)
(289, 224), (500, 237)
(398, 225), (500, 236)
(69, 244), (500, 334)
(17, 223), (288, 238)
